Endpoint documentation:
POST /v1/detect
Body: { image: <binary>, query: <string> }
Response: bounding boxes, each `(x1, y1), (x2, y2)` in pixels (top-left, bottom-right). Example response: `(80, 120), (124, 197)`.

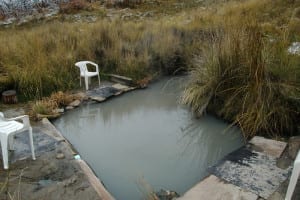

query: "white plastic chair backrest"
(75, 62), (88, 75)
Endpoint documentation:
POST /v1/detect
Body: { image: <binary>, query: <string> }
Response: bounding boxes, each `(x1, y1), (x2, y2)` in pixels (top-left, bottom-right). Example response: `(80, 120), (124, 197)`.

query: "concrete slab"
(0, 120), (103, 200)
(178, 175), (257, 200)
(210, 146), (291, 199)
(249, 136), (287, 158)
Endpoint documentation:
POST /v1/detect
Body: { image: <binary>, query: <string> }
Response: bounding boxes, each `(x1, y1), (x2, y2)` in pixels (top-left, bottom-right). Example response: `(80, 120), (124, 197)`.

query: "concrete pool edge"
(43, 118), (116, 200)
(178, 136), (300, 200)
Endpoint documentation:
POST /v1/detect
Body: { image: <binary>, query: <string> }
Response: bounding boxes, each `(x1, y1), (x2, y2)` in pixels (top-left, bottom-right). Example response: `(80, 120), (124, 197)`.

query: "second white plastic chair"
(0, 112), (36, 169)
(75, 61), (100, 90)
(285, 150), (300, 200)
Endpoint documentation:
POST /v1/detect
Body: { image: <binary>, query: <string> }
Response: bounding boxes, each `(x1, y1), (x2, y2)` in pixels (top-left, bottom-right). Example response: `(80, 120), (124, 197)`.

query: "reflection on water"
(53, 76), (244, 200)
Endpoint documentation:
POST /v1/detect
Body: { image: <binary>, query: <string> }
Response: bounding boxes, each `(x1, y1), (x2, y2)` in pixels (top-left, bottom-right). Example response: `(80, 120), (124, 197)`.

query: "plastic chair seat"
(0, 121), (23, 134)
(80, 71), (99, 77)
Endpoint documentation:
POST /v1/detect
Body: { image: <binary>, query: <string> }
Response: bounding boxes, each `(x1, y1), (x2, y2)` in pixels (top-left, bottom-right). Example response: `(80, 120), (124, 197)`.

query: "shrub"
(59, 0), (91, 14)
(182, 20), (300, 138)
(105, 0), (144, 8)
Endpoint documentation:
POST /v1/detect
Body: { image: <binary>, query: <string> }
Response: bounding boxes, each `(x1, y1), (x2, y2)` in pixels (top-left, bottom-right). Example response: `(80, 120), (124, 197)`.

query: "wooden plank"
(77, 159), (115, 200)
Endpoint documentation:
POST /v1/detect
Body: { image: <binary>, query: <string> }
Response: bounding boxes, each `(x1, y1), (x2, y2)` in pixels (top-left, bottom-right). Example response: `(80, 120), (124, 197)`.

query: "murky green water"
(54, 77), (244, 200)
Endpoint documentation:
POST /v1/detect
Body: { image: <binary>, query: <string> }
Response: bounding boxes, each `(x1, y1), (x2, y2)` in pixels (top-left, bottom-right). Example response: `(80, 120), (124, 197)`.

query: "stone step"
(179, 136), (291, 200)
(177, 175), (257, 200)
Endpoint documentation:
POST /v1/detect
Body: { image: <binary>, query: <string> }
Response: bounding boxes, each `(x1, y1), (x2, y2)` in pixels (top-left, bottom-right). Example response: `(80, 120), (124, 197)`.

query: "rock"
(66, 106), (74, 110)
(53, 108), (65, 113)
(156, 189), (180, 200)
(56, 153), (65, 159)
(63, 176), (77, 187)
(69, 100), (81, 107)
(75, 92), (89, 101)
(136, 76), (152, 89)
(288, 42), (300, 55)
(87, 86), (121, 102)
(90, 96), (106, 102)
(112, 83), (129, 91)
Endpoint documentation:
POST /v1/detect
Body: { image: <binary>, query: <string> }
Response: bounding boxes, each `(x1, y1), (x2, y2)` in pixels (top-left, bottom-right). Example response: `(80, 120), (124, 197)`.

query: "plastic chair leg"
(1, 135), (9, 169)
(8, 135), (15, 150)
(85, 76), (89, 90)
(29, 127), (36, 160)
(285, 151), (300, 200)
(98, 74), (100, 88)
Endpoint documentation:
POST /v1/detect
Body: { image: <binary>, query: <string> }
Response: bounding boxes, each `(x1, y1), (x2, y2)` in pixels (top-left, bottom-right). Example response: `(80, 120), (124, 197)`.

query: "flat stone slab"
(178, 175), (257, 200)
(86, 86), (121, 102)
(0, 119), (107, 200)
(112, 83), (130, 91)
(209, 146), (291, 199)
(10, 128), (57, 162)
(249, 136), (287, 158)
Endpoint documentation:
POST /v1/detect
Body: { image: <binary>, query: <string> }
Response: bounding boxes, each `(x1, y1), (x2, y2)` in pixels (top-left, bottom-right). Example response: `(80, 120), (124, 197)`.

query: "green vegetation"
(0, 0), (299, 137)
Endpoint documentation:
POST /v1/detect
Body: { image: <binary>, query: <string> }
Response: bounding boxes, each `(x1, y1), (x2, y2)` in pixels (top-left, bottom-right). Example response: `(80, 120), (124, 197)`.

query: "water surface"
(54, 77), (244, 200)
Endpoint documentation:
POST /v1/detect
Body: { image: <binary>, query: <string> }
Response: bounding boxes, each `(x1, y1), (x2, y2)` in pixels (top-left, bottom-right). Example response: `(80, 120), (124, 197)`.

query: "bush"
(59, 0), (91, 14)
(105, 0), (144, 8)
(182, 20), (300, 138)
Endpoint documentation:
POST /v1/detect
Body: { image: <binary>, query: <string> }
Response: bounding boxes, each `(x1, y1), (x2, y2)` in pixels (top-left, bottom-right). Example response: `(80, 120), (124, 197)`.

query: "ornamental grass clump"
(182, 20), (300, 138)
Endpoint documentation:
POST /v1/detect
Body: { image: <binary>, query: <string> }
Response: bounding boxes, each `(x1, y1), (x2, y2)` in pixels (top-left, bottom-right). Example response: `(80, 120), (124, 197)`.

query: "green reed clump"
(182, 21), (300, 138)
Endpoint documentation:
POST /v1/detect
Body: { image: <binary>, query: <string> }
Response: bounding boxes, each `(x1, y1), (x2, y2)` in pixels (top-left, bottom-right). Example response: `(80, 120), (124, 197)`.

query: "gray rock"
(156, 189), (180, 200)
(56, 153), (65, 159)
(90, 96), (106, 102)
(66, 106), (74, 110)
(288, 42), (300, 55)
(53, 108), (65, 113)
(69, 100), (81, 107)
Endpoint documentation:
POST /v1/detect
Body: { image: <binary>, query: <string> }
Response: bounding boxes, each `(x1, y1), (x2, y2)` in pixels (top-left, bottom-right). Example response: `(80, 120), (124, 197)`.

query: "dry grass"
(0, 18), (199, 99)
(182, 17), (300, 138)
(0, 0), (299, 137)
(30, 91), (79, 120)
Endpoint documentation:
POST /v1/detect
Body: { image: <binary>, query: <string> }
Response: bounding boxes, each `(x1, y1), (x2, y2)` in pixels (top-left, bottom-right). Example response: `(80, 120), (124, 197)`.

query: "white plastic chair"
(75, 61), (100, 90)
(285, 150), (300, 200)
(0, 112), (36, 169)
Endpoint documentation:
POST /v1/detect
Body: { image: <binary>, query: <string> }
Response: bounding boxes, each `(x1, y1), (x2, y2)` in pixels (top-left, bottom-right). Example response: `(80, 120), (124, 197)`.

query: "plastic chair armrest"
(86, 61), (99, 72)
(7, 115), (31, 127)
